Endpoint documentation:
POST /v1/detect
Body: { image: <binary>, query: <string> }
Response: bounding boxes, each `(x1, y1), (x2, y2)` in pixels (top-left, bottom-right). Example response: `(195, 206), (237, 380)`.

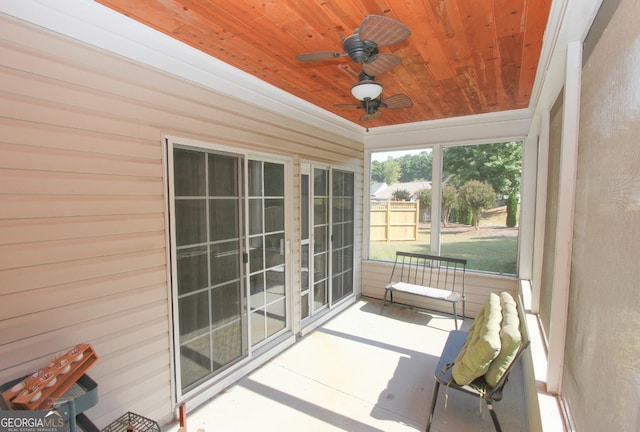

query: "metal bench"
(426, 294), (531, 432)
(380, 251), (467, 329)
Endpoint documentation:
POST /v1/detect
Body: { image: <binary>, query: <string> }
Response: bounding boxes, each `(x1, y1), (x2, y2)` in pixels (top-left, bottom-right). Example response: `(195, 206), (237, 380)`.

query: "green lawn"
(369, 227), (518, 275)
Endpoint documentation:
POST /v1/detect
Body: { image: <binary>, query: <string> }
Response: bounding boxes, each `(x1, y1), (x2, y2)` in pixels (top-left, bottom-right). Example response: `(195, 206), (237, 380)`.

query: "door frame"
(164, 136), (296, 407)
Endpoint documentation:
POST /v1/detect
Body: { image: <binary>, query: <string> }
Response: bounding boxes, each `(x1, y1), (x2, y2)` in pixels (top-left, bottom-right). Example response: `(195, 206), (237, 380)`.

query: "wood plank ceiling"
(97, 0), (552, 127)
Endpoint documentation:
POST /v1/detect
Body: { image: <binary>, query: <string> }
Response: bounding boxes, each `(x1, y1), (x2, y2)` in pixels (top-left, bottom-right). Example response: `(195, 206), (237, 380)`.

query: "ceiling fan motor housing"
(365, 98), (382, 113)
(343, 33), (378, 64)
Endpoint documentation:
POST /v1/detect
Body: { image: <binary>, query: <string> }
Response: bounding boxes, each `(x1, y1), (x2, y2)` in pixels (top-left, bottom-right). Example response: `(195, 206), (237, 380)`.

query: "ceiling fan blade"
(382, 94), (413, 109)
(363, 53), (403, 76)
(334, 103), (362, 108)
(361, 110), (383, 121)
(359, 15), (411, 47)
(295, 51), (343, 62)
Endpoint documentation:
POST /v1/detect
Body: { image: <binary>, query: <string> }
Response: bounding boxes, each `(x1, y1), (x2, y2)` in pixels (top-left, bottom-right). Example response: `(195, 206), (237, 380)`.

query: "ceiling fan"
(295, 15), (411, 76)
(335, 92), (413, 122)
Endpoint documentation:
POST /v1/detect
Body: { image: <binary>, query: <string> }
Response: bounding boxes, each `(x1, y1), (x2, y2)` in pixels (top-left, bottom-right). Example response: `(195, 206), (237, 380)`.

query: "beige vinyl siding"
(361, 260), (518, 319)
(0, 14), (362, 428)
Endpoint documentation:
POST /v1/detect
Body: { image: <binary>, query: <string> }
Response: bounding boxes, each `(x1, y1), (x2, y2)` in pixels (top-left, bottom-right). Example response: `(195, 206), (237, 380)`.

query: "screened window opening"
(369, 142), (521, 275)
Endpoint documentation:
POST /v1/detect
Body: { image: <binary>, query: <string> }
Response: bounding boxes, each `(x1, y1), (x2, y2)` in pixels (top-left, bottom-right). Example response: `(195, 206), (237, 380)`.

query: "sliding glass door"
(300, 165), (355, 319)
(170, 142), (289, 395)
(173, 148), (246, 392)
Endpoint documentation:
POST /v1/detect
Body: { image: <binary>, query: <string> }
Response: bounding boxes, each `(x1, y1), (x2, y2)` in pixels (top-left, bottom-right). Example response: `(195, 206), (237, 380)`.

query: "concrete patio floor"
(168, 298), (527, 431)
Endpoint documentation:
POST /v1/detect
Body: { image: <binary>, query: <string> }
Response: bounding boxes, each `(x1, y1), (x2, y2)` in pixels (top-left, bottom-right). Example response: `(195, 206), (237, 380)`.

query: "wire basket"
(101, 412), (160, 432)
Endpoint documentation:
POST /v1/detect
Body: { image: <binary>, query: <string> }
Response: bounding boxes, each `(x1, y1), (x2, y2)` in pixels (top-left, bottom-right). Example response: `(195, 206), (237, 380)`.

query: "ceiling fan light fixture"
(351, 80), (383, 101)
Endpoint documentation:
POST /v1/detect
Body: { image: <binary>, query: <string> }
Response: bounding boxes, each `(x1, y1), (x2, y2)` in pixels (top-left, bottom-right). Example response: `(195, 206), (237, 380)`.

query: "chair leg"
(425, 381), (440, 432)
(462, 294), (466, 320)
(380, 288), (389, 314)
(452, 302), (458, 330)
(486, 401), (502, 432)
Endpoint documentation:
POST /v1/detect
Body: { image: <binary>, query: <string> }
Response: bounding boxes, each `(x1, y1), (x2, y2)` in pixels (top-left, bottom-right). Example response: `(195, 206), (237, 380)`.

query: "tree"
(371, 157), (401, 184)
(506, 192), (518, 227)
(397, 151), (433, 182)
(443, 142), (522, 225)
(415, 188), (431, 209)
(381, 157), (401, 185)
(458, 180), (496, 230)
(441, 184), (458, 226)
(370, 160), (384, 183)
(391, 188), (411, 201)
(415, 188), (431, 221)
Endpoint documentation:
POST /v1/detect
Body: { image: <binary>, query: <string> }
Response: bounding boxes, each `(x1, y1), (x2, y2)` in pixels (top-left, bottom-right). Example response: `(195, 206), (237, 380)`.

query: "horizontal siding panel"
(93, 318), (169, 364)
(0, 118), (160, 159)
(0, 143), (162, 177)
(94, 354), (169, 397)
(92, 335), (169, 379)
(92, 370), (172, 428)
(0, 93), (159, 141)
(0, 169), (161, 196)
(0, 34), (361, 158)
(0, 231), (165, 269)
(0, 266), (167, 320)
(0, 283), (167, 343)
(0, 65), (141, 120)
(0, 195), (164, 219)
(1, 39), (362, 163)
(0, 249), (166, 294)
(0, 304), (169, 375)
(2, 89), (360, 164)
(0, 214), (165, 244)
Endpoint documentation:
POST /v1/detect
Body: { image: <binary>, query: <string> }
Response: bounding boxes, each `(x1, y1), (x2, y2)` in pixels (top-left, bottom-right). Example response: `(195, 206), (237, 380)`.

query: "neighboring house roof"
(371, 181), (431, 201)
(370, 182), (388, 196)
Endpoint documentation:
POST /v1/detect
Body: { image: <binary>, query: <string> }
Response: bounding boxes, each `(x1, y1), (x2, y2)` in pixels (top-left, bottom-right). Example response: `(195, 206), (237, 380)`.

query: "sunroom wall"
(561, 0), (640, 429)
(0, 14), (363, 427)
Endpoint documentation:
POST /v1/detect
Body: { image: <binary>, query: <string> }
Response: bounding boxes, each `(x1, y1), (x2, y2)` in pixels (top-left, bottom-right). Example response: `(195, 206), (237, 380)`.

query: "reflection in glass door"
(312, 168), (329, 312)
(300, 167), (310, 320)
(332, 170), (355, 302)
(248, 160), (287, 347)
(173, 148), (245, 392)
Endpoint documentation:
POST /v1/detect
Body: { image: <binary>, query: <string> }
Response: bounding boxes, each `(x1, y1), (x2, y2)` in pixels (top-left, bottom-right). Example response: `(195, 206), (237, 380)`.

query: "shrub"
(506, 192), (518, 227)
(391, 189), (411, 201)
(458, 180), (496, 230)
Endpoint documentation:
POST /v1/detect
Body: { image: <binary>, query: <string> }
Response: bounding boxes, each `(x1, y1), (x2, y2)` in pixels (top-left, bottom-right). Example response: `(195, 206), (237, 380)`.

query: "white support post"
(518, 132), (539, 281)
(531, 109), (551, 314)
(430, 145), (442, 257)
(546, 40), (582, 395)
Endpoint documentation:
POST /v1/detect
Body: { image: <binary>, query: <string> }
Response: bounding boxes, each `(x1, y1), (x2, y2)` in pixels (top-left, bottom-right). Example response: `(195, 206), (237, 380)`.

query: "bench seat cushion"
(484, 292), (522, 387)
(451, 293), (502, 385)
(386, 282), (461, 302)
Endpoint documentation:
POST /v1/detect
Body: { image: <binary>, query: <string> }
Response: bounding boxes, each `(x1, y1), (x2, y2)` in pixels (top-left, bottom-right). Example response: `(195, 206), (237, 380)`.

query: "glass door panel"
(312, 168), (329, 311)
(173, 148), (246, 392)
(247, 160), (287, 347)
(300, 170), (310, 320)
(331, 170), (355, 303)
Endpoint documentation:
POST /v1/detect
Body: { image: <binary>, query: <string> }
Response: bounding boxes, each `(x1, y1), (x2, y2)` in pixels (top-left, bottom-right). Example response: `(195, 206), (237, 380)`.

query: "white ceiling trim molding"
(364, 108), (531, 150)
(0, 0), (364, 141)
